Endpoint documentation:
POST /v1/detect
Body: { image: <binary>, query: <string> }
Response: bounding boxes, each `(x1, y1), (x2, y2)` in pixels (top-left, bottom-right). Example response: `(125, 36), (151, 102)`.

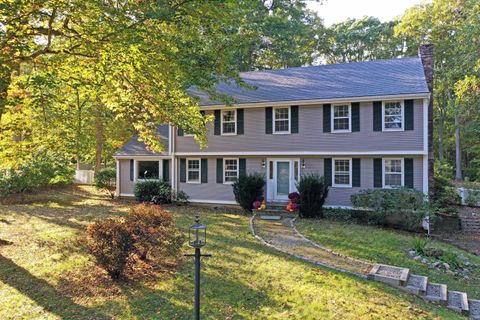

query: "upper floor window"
(223, 158), (238, 184)
(333, 158), (352, 187)
(383, 158), (403, 187)
(187, 158), (201, 183)
(138, 161), (159, 180)
(273, 107), (290, 134)
(332, 104), (351, 132)
(222, 110), (236, 135)
(383, 101), (404, 131)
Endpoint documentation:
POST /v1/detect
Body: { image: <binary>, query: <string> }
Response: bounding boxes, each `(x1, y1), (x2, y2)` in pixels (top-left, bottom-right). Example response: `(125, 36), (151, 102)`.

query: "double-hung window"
(137, 161), (159, 180)
(332, 104), (351, 132)
(222, 110), (236, 135)
(383, 159), (403, 187)
(273, 107), (290, 134)
(383, 101), (404, 131)
(187, 159), (201, 183)
(223, 158), (239, 184)
(333, 158), (352, 187)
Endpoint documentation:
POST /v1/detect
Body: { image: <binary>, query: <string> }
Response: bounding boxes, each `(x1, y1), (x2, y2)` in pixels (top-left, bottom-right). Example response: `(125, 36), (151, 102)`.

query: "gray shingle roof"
(194, 57), (429, 106)
(114, 125), (169, 156)
(115, 57), (429, 156)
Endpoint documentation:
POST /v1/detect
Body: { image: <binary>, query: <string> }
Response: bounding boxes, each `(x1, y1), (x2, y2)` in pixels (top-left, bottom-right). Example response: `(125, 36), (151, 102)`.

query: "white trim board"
(175, 150), (427, 156)
(114, 155), (171, 160)
(199, 93), (430, 109)
(119, 193), (135, 197)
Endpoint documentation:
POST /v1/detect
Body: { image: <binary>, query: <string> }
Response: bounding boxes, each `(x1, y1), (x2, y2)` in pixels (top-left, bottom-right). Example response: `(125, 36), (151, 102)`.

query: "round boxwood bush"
(233, 174), (265, 212)
(134, 180), (171, 202)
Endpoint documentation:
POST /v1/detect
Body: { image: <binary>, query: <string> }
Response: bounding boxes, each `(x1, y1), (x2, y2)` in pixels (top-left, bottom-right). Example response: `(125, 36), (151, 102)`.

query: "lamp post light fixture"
(185, 214), (211, 320)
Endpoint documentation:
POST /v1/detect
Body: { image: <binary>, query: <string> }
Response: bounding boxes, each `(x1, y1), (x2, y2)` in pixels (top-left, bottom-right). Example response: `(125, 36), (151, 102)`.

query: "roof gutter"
(198, 92), (430, 110)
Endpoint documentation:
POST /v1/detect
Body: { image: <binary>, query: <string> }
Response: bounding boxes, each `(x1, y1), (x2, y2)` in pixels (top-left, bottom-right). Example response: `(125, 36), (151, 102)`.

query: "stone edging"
(249, 213), (369, 279)
(291, 218), (373, 268)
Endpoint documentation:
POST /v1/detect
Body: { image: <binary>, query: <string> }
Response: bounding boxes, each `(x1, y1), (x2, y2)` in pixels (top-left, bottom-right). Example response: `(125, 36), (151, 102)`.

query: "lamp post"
(185, 214), (210, 320)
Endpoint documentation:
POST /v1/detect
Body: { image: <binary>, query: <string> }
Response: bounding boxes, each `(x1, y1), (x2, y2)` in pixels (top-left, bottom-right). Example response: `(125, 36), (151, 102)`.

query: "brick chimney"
(419, 44), (434, 195)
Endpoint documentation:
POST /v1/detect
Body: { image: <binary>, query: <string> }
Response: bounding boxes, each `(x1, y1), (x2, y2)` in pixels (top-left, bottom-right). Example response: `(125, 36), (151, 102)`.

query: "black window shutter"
(180, 159), (186, 183)
(129, 159), (134, 181)
(177, 128), (184, 136)
(237, 109), (244, 135)
(216, 158), (223, 183)
(239, 158), (246, 177)
(373, 101), (382, 131)
(265, 107), (273, 134)
(324, 158), (332, 186)
(291, 105), (299, 133)
(373, 158), (382, 188)
(214, 110), (221, 135)
(404, 100), (414, 131)
(352, 102), (360, 132)
(352, 158), (361, 187)
(201, 158), (208, 183)
(163, 159), (170, 182)
(405, 158), (414, 188)
(323, 104), (331, 133)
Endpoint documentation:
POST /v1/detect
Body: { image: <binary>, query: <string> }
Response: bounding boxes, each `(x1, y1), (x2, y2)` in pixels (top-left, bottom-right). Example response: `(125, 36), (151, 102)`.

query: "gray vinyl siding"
(301, 156), (424, 207)
(177, 157), (264, 202)
(119, 159), (134, 195)
(176, 100), (424, 153)
(119, 158), (171, 196)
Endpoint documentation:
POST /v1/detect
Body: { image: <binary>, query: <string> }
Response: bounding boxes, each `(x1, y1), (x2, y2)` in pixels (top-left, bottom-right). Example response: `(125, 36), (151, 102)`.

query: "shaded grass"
(296, 218), (480, 299)
(0, 186), (465, 319)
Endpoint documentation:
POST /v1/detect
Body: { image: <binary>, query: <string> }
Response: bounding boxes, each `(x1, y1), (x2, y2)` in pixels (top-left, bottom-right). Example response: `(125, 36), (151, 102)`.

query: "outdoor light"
(189, 214), (207, 248)
(185, 214), (211, 320)
(261, 159), (266, 168)
(301, 159), (306, 169)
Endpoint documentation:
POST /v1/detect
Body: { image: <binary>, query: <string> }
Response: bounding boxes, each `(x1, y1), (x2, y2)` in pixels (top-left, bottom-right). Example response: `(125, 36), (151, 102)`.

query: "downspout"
(170, 124), (177, 195)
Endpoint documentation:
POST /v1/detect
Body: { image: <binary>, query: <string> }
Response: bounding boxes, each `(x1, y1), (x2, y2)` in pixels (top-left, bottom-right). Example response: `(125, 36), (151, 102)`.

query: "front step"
(368, 264), (409, 286)
(404, 274), (428, 295)
(447, 291), (469, 314)
(468, 299), (480, 319)
(425, 283), (448, 304)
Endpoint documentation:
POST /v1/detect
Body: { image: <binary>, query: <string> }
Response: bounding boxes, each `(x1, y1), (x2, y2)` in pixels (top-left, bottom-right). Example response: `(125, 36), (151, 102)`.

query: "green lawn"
(296, 218), (480, 299)
(0, 186), (465, 319)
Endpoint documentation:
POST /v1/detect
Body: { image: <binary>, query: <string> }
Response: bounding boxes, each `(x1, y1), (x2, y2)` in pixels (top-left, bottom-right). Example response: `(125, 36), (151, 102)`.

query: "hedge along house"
(114, 45), (434, 207)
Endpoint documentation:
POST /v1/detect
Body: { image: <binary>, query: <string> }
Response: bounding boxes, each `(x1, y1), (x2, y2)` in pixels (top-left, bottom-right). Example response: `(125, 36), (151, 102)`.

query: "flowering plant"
(288, 192), (300, 202)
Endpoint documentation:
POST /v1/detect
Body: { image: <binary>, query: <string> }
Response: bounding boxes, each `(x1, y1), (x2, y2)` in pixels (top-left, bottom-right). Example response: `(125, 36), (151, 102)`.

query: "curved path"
(251, 215), (480, 319)
(250, 215), (373, 277)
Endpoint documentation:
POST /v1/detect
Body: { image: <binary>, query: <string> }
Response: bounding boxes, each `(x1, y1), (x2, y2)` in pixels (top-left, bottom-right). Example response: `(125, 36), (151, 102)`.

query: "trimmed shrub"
(351, 188), (426, 231)
(125, 204), (184, 261)
(233, 174), (265, 212)
(85, 218), (134, 280)
(134, 180), (171, 202)
(94, 168), (116, 199)
(297, 174), (329, 218)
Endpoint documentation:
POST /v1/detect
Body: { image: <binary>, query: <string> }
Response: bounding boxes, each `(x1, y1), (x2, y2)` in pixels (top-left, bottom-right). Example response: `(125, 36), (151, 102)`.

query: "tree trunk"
(454, 115), (462, 180)
(438, 109), (445, 161)
(94, 98), (104, 173)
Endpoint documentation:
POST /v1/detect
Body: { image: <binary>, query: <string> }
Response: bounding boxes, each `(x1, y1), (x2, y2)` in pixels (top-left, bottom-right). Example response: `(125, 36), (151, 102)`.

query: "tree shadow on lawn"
(121, 269), (275, 319)
(0, 255), (110, 320)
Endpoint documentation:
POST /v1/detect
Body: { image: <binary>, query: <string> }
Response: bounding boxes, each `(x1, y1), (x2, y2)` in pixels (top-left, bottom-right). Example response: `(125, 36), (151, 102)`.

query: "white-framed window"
(186, 158), (201, 184)
(383, 158), (404, 188)
(223, 158), (239, 184)
(332, 158), (352, 187)
(273, 106), (290, 134)
(137, 161), (160, 180)
(332, 104), (351, 132)
(382, 101), (404, 131)
(221, 109), (237, 135)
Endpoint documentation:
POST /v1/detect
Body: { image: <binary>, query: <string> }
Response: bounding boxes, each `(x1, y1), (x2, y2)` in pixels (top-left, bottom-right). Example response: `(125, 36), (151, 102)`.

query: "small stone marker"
(368, 264), (409, 286)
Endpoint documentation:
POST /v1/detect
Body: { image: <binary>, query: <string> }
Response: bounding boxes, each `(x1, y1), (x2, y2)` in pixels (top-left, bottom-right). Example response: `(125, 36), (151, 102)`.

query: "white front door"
(267, 159), (300, 201)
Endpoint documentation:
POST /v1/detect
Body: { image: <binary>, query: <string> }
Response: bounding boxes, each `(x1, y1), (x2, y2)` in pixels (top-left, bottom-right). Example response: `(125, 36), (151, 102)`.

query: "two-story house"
(114, 45), (434, 208)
